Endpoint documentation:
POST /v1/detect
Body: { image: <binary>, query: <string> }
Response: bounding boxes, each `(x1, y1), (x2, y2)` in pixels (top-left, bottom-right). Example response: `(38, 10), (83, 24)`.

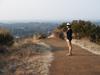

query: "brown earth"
(42, 38), (100, 75)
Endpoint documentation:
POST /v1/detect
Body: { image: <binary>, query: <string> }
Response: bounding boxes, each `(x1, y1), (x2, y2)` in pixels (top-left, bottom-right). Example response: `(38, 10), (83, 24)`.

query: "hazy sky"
(0, 0), (100, 21)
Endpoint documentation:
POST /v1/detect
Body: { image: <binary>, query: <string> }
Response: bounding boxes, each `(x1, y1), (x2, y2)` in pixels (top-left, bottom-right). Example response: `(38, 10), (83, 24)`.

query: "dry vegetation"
(0, 37), (53, 75)
(72, 39), (100, 55)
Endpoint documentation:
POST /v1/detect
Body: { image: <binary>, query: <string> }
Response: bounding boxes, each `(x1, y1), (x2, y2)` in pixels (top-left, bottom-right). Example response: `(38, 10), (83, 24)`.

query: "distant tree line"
(56, 20), (100, 44)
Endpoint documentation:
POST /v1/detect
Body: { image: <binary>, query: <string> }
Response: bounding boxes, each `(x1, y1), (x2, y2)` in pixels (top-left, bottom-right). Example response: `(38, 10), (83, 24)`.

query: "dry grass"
(0, 38), (54, 75)
(72, 39), (100, 55)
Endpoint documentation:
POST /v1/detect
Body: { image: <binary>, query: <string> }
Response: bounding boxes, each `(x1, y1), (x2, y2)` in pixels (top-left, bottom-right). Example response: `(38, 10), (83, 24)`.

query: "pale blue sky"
(0, 0), (100, 21)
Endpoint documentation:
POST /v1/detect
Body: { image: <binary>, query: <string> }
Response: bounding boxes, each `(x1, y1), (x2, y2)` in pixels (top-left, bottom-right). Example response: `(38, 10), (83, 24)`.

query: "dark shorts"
(67, 37), (72, 41)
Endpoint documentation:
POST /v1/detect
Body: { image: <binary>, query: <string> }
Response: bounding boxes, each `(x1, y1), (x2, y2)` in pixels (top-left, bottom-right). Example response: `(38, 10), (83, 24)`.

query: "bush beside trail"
(0, 28), (14, 54)
(0, 28), (14, 46)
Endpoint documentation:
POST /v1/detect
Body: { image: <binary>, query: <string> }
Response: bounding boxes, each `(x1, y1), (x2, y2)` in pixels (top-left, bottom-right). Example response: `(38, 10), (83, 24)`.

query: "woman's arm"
(63, 32), (67, 40)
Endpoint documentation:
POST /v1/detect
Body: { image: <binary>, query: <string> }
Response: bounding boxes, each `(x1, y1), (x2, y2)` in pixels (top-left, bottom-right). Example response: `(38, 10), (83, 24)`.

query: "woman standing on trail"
(63, 23), (73, 56)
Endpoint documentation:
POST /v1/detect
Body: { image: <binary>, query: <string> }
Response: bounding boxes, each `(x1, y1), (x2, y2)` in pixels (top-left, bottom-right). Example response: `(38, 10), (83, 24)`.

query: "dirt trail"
(43, 38), (100, 75)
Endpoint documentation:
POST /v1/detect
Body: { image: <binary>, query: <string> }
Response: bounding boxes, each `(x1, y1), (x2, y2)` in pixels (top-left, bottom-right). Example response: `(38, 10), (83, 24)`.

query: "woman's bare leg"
(68, 40), (72, 55)
(65, 39), (72, 56)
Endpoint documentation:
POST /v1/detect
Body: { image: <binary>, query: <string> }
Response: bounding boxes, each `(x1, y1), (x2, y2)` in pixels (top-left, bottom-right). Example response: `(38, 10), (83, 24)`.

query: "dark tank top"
(67, 29), (72, 41)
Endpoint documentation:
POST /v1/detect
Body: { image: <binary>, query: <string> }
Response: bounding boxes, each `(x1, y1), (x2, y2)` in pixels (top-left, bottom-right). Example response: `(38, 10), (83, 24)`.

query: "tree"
(55, 20), (100, 44)
(57, 22), (67, 29)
